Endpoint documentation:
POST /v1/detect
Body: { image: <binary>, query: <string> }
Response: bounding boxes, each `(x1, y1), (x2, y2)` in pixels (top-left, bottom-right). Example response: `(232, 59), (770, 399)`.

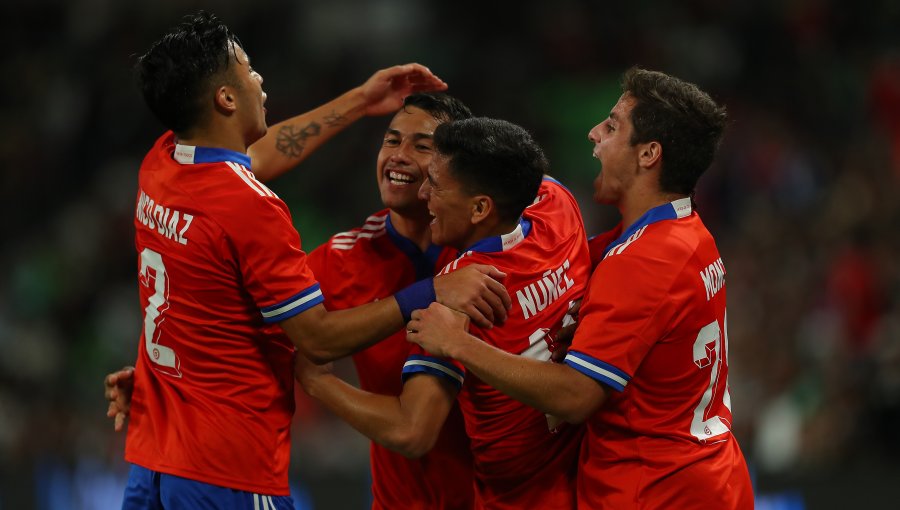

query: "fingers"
(388, 63), (447, 91)
(114, 412), (127, 433)
(466, 299), (494, 329)
(483, 276), (512, 314)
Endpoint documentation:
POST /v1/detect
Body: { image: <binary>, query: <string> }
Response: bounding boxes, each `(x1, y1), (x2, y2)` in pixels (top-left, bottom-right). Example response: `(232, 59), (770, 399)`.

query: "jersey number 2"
(140, 248), (182, 377)
(690, 312), (732, 442)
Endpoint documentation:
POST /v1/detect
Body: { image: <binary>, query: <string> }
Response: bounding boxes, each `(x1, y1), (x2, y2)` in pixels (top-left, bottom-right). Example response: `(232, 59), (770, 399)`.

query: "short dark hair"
(622, 67), (727, 195)
(402, 93), (473, 123)
(135, 11), (242, 134)
(433, 117), (546, 223)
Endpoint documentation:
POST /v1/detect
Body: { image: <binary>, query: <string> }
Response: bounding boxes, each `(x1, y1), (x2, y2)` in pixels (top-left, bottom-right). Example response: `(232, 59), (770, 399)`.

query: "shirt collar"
(385, 214), (445, 281)
(464, 217), (532, 255)
(173, 143), (252, 168)
(601, 197), (692, 259)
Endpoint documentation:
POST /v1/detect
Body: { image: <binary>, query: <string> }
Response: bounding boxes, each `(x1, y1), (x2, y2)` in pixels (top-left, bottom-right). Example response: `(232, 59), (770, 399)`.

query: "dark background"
(2, 0), (899, 508)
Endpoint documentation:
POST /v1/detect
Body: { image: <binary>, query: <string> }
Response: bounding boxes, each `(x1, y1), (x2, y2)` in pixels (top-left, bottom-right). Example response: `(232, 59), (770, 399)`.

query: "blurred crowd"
(2, 0), (899, 508)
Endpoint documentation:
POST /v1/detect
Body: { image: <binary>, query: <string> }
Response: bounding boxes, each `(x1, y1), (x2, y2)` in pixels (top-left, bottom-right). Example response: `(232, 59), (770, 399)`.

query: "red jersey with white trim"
(307, 210), (474, 510)
(403, 178), (591, 509)
(125, 132), (324, 495)
(565, 199), (754, 509)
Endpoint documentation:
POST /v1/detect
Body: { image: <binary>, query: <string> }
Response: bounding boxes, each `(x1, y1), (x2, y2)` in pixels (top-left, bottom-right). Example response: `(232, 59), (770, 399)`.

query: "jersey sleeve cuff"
(564, 350), (630, 392)
(260, 284), (324, 323)
(402, 355), (464, 390)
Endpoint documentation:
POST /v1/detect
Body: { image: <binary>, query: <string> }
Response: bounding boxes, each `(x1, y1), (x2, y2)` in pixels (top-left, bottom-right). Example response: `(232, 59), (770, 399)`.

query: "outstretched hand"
(104, 366), (135, 432)
(406, 303), (472, 358)
(360, 63), (448, 117)
(433, 264), (511, 329)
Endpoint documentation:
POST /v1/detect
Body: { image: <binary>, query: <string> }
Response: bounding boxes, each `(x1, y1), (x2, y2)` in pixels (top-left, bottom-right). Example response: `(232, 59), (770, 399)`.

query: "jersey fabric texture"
(403, 178), (591, 509)
(125, 132), (323, 495)
(566, 198), (754, 509)
(307, 210), (474, 510)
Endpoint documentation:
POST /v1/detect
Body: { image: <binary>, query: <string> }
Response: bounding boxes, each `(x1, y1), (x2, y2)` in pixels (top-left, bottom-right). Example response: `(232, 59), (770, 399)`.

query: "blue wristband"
(395, 278), (436, 322)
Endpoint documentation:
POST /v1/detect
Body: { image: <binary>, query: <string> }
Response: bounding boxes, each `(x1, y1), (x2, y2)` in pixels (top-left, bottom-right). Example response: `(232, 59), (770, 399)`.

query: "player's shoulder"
(526, 176), (583, 223)
(435, 248), (487, 276)
(601, 214), (713, 272)
(322, 210), (391, 254)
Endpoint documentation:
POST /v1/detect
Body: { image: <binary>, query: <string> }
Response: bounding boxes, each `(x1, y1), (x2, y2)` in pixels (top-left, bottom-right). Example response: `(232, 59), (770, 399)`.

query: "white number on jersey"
(689, 310), (732, 442)
(139, 248), (182, 377)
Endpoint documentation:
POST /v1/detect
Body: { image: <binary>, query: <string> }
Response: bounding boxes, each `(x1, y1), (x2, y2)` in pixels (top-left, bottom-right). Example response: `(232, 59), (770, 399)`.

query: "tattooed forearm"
(275, 122), (322, 159)
(322, 111), (348, 128)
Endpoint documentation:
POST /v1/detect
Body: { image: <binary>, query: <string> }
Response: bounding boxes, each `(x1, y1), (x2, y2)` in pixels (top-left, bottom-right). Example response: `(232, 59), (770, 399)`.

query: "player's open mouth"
(388, 170), (416, 185)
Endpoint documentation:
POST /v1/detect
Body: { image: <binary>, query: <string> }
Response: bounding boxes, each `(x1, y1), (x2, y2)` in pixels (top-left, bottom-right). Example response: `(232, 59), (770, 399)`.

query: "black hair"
(135, 11), (242, 134)
(402, 93), (473, 123)
(433, 117), (546, 223)
(622, 67), (728, 195)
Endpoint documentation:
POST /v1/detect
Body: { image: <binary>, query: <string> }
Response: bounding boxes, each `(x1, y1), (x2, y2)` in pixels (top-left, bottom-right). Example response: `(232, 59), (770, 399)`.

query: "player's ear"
(214, 84), (238, 114)
(470, 195), (493, 225)
(638, 141), (662, 169)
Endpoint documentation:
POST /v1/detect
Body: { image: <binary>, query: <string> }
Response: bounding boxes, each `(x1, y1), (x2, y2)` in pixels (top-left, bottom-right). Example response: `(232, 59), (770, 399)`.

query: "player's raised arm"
(249, 63), (447, 182)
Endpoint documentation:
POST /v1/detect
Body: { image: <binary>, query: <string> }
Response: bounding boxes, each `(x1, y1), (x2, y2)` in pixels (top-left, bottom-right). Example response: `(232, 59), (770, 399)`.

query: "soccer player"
(407, 68), (755, 509)
(303, 93), (476, 509)
(296, 117), (592, 509)
(121, 12), (509, 509)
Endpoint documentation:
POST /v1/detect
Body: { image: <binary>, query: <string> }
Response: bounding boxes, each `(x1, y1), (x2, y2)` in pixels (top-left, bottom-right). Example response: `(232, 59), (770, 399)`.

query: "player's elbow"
(299, 345), (339, 365)
(385, 426), (437, 459)
(548, 380), (608, 424)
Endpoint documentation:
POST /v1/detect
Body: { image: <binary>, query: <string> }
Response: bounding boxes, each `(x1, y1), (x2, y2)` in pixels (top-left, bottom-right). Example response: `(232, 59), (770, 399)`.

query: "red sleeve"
(214, 174), (323, 323)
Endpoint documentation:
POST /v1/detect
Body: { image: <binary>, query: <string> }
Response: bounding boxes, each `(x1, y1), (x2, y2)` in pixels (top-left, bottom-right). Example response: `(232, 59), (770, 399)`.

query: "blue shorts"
(122, 464), (295, 510)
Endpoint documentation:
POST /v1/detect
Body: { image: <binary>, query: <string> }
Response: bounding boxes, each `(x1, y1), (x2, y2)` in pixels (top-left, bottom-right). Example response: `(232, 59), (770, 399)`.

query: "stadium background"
(2, 0), (899, 508)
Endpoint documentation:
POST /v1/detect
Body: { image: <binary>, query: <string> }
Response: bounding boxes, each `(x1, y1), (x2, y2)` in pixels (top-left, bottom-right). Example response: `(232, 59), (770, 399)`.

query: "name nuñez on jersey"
(700, 257), (725, 301)
(136, 188), (194, 245)
(516, 259), (576, 320)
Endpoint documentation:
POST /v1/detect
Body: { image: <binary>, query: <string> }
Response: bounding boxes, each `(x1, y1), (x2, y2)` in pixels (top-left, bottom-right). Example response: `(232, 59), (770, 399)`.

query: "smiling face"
(230, 44), (268, 146)
(375, 106), (441, 218)
(587, 93), (641, 205)
(418, 152), (477, 250)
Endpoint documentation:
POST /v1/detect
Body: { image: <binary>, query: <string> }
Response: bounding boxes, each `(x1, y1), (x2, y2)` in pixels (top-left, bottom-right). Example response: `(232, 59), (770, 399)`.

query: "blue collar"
(463, 217), (532, 255)
(385, 214), (445, 280)
(173, 143), (252, 168)
(601, 198), (692, 258)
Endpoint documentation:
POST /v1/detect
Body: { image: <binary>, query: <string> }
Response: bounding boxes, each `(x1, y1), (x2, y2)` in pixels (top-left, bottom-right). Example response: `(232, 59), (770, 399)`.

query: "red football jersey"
(307, 210), (474, 510)
(125, 132), (323, 495)
(403, 178), (591, 509)
(566, 198), (754, 509)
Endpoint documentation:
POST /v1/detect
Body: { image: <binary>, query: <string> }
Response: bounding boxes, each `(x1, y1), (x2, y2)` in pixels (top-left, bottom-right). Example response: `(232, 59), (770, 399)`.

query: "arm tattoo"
(275, 122), (322, 159)
(323, 110), (348, 128)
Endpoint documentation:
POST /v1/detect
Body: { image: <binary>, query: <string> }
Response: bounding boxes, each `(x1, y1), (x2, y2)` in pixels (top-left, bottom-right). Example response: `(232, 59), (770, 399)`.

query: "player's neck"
(388, 210), (433, 252)
(176, 124), (251, 154)
(620, 187), (686, 230)
(463, 217), (518, 251)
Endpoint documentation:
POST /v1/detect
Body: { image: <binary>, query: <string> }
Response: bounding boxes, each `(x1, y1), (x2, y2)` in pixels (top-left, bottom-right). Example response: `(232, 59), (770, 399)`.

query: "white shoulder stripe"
(227, 161), (277, 198)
